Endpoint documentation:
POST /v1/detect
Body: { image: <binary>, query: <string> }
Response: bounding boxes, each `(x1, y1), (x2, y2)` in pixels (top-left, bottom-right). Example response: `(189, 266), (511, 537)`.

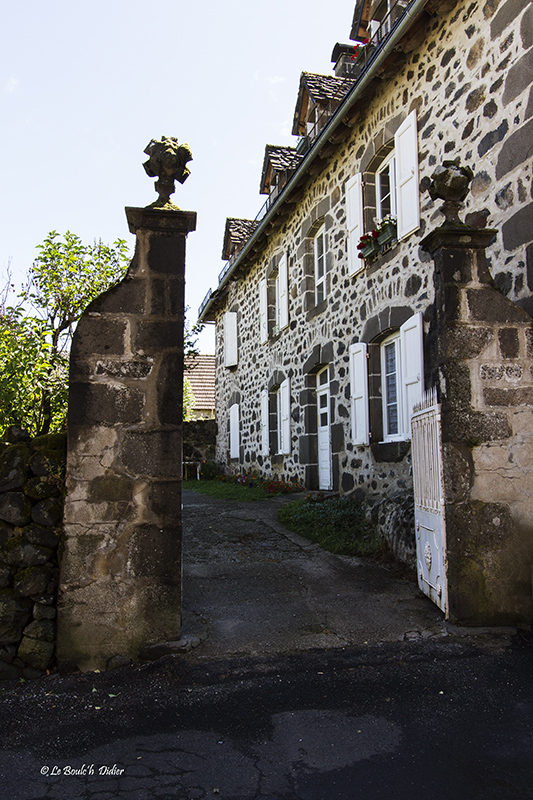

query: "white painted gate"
(411, 388), (448, 615)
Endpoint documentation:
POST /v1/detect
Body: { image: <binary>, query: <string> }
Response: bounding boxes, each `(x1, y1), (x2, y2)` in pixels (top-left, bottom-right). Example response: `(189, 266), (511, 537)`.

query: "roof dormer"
(291, 72), (355, 140)
(221, 218), (259, 261)
(260, 145), (304, 197)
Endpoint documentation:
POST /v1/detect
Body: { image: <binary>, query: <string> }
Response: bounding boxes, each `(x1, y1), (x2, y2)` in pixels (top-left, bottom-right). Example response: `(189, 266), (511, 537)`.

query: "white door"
(317, 367), (331, 490)
(411, 389), (448, 615)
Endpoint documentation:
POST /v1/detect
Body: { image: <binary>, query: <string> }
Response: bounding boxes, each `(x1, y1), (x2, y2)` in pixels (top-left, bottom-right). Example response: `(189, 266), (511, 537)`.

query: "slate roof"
(260, 145), (304, 195)
(185, 354), (215, 412)
(221, 218), (260, 260)
(292, 72), (355, 135)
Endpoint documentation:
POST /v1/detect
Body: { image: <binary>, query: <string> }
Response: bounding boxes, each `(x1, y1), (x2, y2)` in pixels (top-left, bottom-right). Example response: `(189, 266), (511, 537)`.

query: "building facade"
(198, 0), (533, 611)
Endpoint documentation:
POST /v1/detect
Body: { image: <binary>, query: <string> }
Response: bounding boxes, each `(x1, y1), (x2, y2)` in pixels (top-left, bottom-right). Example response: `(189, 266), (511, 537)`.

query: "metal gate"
(411, 387), (448, 615)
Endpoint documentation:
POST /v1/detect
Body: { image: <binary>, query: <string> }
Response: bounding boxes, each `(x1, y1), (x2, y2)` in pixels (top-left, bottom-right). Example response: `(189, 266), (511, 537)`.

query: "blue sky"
(1, 1), (355, 352)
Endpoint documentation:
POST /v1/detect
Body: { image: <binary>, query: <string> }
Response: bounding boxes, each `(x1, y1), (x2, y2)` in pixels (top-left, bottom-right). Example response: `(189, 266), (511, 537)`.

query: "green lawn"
(183, 479), (272, 501)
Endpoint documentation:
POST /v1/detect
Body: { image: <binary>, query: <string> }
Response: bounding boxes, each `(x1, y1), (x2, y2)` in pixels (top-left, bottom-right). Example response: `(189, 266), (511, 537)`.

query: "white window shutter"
(346, 173), (364, 276)
(229, 403), (240, 458)
(349, 342), (369, 445)
(400, 312), (424, 436)
(277, 254), (289, 330)
(259, 280), (268, 344)
(261, 389), (269, 455)
(280, 378), (291, 455)
(224, 311), (238, 367)
(395, 111), (420, 240)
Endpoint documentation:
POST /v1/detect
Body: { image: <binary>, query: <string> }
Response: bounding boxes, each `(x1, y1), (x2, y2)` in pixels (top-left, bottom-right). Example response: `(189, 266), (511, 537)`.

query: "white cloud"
(5, 76), (19, 93)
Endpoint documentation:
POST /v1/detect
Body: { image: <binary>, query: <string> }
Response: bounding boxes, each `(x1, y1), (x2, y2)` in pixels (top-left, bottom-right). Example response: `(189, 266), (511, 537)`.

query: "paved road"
(0, 489), (531, 800)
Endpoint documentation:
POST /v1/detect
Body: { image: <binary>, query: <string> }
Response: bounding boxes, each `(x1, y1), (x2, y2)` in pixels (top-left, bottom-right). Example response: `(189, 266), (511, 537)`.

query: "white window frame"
(261, 389), (269, 455)
(223, 311), (238, 367)
(376, 150), (397, 223)
(229, 403), (240, 459)
(349, 342), (369, 445)
(272, 378), (291, 455)
(314, 225), (326, 305)
(259, 279), (268, 344)
(346, 173), (364, 277)
(381, 332), (403, 442)
(276, 253), (289, 332)
(380, 312), (424, 442)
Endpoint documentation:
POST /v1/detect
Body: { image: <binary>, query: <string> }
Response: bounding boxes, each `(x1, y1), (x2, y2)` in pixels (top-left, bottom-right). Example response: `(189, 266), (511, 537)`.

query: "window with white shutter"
(400, 312), (424, 435)
(279, 377), (291, 455)
(276, 254), (289, 331)
(224, 311), (238, 367)
(395, 110), (420, 240)
(229, 403), (240, 459)
(261, 389), (269, 455)
(259, 280), (268, 345)
(346, 173), (364, 276)
(349, 342), (369, 445)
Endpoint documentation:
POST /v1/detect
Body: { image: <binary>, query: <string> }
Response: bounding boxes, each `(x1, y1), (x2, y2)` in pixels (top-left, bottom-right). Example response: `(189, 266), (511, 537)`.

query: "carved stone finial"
(428, 161), (474, 227)
(143, 136), (193, 209)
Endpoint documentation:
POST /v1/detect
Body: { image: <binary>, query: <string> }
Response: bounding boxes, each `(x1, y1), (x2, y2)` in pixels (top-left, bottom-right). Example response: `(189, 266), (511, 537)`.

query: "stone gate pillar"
(57, 204), (196, 671)
(421, 164), (533, 625)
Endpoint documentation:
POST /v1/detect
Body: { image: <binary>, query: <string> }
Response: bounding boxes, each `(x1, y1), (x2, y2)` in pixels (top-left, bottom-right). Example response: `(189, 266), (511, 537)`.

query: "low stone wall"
(183, 419), (217, 463)
(0, 429), (65, 679)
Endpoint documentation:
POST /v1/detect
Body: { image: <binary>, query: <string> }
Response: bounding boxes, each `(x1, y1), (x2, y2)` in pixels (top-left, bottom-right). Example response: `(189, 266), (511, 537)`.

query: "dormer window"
(260, 145), (303, 198)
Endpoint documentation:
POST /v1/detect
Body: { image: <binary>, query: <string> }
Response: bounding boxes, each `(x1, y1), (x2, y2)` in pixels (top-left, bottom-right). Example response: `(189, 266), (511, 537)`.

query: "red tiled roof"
(184, 354), (215, 410)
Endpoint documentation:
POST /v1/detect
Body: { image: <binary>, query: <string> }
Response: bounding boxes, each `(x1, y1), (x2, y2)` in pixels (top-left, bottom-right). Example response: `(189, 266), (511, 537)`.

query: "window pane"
(379, 165), (392, 219)
(319, 369), (328, 386)
(320, 393), (327, 408)
(384, 342), (398, 436)
(320, 412), (328, 427)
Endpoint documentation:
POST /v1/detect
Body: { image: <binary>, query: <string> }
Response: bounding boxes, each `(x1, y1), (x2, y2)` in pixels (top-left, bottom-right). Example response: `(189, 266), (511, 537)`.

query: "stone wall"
(183, 419), (217, 464)
(58, 207), (195, 672)
(211, 0), (533, 559)
(0, 428), (65, 679)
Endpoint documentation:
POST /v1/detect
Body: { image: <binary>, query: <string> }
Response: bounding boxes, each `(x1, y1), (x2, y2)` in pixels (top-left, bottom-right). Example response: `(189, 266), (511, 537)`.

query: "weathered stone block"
(147, 235), (185, 274)
(127, 525), (181, 581)
(502, 41), (533, 105)
(443, 443), (474, 503)
(496, 119), (533, 181)
(23, 619), (55, 642)
(31, 498), (62, 528)
(94, 278), (147, 315)
(71, 317), (127, 359)
(442, 409), (512, 442)
(95, 358), (153, 379)
(120, 431), (182, 478)
(23, 476), (60, 501)
(13, 566), (52, 597)
(501, 202), (533, 251)
(29, 448), (65, 478)
(147, 481), (181, 521)
(445, 326), (493, 359)
(477, 119), (508, 157)
(17, 636), (54, 671)
(158, 355), (183, 426)
(483, 386), (533, 405)
(5, 538), (52, 568)
(69, 383), (145, 427)
(33, 602), (56, 620)
(467, 286), (530, 323)
(444, 362), (472, 408)
(0, 445), (31, 493)
(87, 476), (134, 503)
(491, 0), (530, 39)
(0, 492), (32, 526)
(134, 320), (182, 353)
(24, 524), (60, 550)
(498, 327), (520, 358)
(0, 594), (32, 644)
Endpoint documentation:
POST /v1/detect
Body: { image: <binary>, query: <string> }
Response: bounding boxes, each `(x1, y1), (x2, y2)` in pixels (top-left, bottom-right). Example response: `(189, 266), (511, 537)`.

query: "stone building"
(198, 0), (533, 621)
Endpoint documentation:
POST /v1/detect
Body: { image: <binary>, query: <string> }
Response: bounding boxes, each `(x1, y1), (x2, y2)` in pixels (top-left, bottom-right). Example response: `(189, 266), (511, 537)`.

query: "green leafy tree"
(0, 231), (130, 436)
(183, 375), (196, 422)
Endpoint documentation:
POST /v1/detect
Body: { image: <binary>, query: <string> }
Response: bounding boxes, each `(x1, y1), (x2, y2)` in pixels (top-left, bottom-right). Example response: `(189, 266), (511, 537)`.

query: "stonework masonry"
(58, 207), (195, 672)
(205, 0), (533, 588)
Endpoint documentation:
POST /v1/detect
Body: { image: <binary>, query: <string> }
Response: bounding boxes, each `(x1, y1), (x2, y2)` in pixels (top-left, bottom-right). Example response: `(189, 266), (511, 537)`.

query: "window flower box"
(357, 230), (380, 259)
(377, 217), (397, 246)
